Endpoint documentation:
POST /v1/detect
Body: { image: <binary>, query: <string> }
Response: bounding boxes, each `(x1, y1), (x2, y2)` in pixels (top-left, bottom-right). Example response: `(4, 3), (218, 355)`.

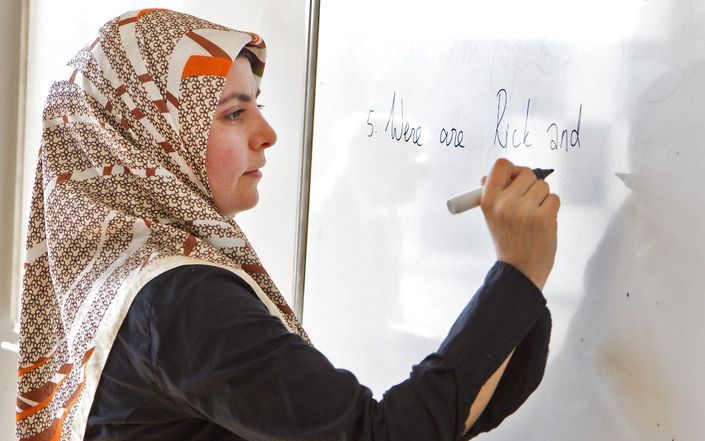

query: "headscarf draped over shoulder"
(17, 9), (309, 441)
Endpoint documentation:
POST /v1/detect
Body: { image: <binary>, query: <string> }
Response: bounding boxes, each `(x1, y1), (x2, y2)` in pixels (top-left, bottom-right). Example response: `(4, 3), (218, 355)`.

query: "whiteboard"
(303, 1), (705, 440)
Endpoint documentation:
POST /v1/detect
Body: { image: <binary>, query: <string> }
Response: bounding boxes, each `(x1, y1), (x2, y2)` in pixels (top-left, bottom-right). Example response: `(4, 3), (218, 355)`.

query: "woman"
(16, 8), (558, 441)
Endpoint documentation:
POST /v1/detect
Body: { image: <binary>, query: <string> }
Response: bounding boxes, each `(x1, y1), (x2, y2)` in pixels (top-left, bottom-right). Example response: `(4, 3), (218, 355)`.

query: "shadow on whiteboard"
(482, 60), (705, 441)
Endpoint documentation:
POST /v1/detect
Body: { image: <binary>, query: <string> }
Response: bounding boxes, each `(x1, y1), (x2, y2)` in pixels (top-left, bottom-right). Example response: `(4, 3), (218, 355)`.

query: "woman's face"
(205, 56), (277, 217)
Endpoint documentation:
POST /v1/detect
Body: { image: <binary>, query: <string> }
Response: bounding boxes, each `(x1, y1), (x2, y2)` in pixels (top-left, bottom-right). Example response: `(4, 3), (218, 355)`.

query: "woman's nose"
(254, 113), (277, 150)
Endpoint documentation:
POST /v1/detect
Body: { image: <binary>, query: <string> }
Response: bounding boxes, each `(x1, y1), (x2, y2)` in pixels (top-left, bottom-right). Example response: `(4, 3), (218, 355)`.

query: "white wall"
(0, 1), (24, 439)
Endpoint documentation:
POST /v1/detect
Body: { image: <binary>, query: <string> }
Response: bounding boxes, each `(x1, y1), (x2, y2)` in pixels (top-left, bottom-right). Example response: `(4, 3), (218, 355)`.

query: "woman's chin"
(222, 192), (260, 218)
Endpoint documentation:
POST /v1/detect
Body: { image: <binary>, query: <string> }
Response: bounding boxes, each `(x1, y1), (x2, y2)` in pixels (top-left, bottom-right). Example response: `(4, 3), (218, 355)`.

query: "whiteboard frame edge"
(292, 0), (320, 322)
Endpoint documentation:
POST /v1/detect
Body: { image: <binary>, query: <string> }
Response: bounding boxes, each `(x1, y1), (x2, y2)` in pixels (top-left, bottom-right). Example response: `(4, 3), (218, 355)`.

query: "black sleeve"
(147, 262), (550, 441)
(441, 262), (552, 439)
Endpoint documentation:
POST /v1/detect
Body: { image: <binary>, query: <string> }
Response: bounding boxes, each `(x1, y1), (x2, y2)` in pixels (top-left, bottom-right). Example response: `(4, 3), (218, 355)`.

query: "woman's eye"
(225, 109), (245, 121)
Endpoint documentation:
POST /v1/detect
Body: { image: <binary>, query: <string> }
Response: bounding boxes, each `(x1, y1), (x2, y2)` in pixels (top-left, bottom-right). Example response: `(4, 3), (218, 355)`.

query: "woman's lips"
(244, 169), (262, 178)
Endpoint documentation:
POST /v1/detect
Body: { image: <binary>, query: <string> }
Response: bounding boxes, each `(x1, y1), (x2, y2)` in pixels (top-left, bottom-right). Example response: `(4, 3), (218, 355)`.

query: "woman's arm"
(459, 158), (559, 435)
(87, 255), (549, 441)
(147, 262), (548, 441)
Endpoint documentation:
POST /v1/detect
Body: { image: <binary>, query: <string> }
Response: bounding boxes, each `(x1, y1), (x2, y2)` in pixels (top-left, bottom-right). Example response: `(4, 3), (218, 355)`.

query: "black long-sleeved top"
(85, 261), (551, 441)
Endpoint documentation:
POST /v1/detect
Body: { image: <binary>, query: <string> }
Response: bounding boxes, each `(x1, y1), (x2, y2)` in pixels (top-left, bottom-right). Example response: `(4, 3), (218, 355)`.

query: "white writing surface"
(303, 1), (705, 440)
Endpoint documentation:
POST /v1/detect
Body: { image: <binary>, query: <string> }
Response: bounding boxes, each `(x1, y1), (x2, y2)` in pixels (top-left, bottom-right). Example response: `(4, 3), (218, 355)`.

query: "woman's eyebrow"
(218, 88), (261, 106)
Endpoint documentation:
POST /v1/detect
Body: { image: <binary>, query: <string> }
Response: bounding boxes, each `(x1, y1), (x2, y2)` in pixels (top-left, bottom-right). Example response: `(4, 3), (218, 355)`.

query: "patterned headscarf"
(16, 9), (310, 441)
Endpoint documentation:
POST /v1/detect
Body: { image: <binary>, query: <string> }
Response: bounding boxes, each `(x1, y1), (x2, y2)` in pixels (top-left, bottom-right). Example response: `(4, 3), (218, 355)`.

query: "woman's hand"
(480, 158), (560, 291)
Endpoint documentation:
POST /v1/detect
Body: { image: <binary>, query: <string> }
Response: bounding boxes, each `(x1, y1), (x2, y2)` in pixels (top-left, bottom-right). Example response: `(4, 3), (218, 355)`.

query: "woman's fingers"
(505, 168), (537, 197)
(525, 179), (550, 205)
(541, 193), (561, 215)
(483, 159), (529, 202)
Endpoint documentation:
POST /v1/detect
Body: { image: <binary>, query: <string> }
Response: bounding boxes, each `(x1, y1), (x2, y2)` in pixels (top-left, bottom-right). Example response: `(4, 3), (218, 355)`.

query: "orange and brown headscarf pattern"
(16, 9), (309, 441)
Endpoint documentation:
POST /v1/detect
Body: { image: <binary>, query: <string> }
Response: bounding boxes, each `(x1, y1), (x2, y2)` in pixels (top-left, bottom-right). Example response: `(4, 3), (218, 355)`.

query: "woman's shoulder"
(137, 263), (260, 313)
(146, 263), (253, 288)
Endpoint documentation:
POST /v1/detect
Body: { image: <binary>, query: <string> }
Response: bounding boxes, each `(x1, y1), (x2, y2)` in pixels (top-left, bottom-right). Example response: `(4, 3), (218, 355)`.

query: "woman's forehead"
(218, 58), (260, 105)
